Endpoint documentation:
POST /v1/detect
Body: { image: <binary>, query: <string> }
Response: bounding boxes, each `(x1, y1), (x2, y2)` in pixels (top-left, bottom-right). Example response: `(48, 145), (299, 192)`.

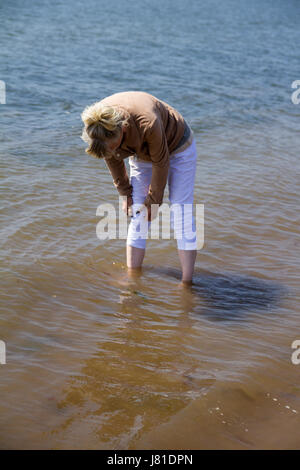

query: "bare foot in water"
(127, 266), (143, 279)
(178, 280), (193, 288)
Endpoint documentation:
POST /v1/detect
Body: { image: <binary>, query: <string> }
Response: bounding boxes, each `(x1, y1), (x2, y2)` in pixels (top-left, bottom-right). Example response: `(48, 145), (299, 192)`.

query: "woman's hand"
(122, 195), (133, 216)
(129, 202), (158, 221)
(146, 205), (152, 222)
(136, 204), (157, 221)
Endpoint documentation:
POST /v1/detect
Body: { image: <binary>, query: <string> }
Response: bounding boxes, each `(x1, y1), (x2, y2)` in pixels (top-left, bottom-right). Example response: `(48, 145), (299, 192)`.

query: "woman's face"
(105, 128), (124, 158)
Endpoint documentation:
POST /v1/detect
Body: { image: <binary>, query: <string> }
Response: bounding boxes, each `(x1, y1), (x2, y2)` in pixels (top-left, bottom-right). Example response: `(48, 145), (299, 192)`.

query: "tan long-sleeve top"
(100, 91), (193, 209)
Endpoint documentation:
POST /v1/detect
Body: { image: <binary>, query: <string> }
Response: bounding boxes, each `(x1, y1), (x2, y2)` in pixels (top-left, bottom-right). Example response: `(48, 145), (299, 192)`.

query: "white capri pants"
(127, 138), (198, 250)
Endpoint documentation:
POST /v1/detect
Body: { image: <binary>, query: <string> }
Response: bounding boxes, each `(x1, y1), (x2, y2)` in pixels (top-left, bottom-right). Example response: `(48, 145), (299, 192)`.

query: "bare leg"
(177, 249), (197, 285)
(127, 245), (145, 269)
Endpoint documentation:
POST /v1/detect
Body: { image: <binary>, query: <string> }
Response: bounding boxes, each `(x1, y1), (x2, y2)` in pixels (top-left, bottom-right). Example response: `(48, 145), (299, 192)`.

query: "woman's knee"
(126, 213), (150, 249)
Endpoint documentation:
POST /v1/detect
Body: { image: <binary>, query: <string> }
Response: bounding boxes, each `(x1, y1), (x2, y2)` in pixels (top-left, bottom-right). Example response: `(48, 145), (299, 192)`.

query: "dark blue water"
(1, 0), (299, 163)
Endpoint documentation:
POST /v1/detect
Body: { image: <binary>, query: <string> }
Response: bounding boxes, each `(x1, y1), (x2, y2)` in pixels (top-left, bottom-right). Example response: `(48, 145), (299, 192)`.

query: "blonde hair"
(80, 102), (129, 158)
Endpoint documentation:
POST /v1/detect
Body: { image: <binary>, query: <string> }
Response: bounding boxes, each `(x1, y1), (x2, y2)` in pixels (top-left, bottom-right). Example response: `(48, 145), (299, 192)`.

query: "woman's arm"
(143, 117), (170, 211)
(104, 156), (133, 197)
